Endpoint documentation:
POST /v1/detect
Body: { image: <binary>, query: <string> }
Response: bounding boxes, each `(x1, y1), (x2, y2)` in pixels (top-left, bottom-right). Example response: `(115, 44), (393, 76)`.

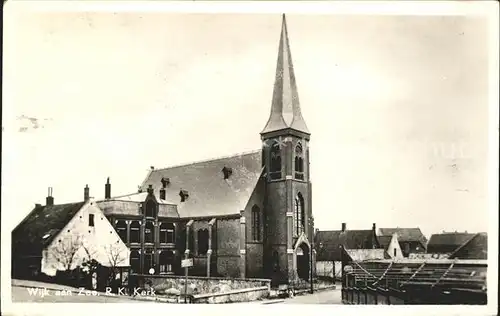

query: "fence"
(341, 259), (487, 305)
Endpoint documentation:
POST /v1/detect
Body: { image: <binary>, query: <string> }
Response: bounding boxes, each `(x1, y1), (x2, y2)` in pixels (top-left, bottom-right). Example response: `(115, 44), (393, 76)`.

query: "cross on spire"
(261, 14), (310, 136)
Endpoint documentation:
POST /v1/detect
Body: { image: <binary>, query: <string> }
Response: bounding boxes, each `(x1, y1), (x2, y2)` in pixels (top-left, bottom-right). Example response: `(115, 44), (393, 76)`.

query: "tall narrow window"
(159, 251), (174, 274)
(89, 214), (95, 227)
(270, 141), (282, 180)
(160, 223), (175, 244)
(144, 249), (154, 273)
(130, 221), (140, 243)
(197, 229), (209, 255)
(116, 220), (127, 243)
(145, 200), (156, 218)
(251, 205), (261, 241)
(294, 143), (304, 180)
(130, 250), (140, 273)
(145, 221), (154, 244)
(294, 193), (305, 237)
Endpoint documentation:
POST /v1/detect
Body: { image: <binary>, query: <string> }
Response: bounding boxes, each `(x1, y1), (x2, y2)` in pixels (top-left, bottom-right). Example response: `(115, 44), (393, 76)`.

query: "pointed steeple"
(261, 14), (310, 136)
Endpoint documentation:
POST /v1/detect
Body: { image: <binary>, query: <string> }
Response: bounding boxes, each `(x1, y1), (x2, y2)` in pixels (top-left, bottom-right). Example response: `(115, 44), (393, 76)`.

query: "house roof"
(378, 236), (392, 249)
(378, 228), (427, 245)
(315, 229), (380, 262)
(140, 150), (264, 218)
(427, 232), (477, 254)
(449, 233), (487, 260)
(12, 202), (86, 254)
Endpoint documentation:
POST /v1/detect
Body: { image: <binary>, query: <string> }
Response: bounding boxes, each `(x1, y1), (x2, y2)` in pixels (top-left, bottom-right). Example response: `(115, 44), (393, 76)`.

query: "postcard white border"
(2, 1), (498, 316)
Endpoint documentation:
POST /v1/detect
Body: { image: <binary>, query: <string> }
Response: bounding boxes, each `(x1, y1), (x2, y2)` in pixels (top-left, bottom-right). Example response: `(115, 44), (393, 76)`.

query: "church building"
(12, 15), (316, 287)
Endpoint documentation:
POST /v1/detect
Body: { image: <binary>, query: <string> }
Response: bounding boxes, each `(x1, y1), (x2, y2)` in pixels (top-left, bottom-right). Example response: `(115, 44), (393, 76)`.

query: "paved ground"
(283, 288), (342, 304)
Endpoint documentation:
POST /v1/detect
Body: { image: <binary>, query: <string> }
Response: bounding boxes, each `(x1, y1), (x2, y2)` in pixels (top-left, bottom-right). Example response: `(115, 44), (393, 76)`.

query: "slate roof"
(97, 192), (180, 218)
(449, 233), (487, 260)
(12, 202), (86, 255)
(378, 236), (392, 249)
(378, 228), (428, 246)
(315, 229), (380, 262)
(140, 150), (264, 218)
(427, 232), (476, 254)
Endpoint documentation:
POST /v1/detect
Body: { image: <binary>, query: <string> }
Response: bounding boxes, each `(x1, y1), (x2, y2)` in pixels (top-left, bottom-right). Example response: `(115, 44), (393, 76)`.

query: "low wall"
(130, 274), (271, 300)
(192, 286), (269, 303)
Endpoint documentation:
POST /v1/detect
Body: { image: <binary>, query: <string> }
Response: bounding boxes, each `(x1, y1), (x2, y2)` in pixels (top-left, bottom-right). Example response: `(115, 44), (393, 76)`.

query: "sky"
(2, 5), (496, 239)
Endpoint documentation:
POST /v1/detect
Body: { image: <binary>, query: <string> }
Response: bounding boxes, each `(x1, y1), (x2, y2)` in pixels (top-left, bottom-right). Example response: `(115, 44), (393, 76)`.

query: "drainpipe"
(207, 218), (216, 277)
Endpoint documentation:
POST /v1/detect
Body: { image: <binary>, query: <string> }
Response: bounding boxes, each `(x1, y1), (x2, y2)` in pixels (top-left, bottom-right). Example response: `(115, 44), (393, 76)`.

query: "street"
(283, 288), (342, 304)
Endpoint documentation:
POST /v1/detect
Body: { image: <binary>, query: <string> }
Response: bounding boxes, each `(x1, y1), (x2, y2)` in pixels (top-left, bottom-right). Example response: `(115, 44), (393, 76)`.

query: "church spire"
(261, 14), (310, 136)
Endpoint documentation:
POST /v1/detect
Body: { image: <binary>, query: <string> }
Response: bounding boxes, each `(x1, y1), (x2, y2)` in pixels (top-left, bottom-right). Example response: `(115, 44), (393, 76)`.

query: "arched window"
(294, 193), (305, 237)
(160, 222), (175, 244)
(270, 141), (282, 180)
(294, 143), (304, 180)
(130, 250), (140, 273)
(145, 200), (156, 218)
(116, 220), (127, 243)
(159, 251), (174, 274)
(251, 205), (261, 241)
(130, 221), (140, 243)
(197, 229), (209, 255)
(145, 221), (154, 244)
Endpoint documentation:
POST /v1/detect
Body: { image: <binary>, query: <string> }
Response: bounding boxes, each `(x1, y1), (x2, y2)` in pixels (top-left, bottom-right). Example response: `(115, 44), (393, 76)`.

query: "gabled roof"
(449, 233), (487, 260)
(377, 236), (392, 249)
(140, 150), (264, 218)
(427, 232), (476, 254)
(12, 202), (86, 254)
(315, 229), (380, 262)
(378, 228), (427, 245)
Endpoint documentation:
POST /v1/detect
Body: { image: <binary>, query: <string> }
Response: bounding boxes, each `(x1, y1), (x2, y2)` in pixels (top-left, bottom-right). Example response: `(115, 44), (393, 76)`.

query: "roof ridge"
(149, 149), (261, 173)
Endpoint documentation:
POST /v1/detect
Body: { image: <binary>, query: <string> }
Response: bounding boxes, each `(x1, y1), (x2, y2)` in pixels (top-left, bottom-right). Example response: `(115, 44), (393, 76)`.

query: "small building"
(377, 233), (404, 259)
(378, 228), (427, 257)
(426, 232), (477, 256)
(11, 187), (130, 286)
(315, 223), (380, 280)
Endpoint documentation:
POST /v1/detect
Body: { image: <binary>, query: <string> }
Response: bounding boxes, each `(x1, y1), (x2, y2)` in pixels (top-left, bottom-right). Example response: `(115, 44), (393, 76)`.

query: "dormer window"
(145, 200), (156, 218)
(161, 177), (170, 188)
(179, 189), (189, 202)
(222, 166), (233, 179)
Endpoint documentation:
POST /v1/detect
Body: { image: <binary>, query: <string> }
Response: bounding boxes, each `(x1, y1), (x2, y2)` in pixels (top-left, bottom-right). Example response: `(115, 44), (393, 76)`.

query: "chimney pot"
(372, 223), (376, 230)
(105, 177), (111, 199)
(147, 184), (154, 195)
(46, 187), (54, 206)
(84, 184), (90, 201)
(341, 222), (346, 232)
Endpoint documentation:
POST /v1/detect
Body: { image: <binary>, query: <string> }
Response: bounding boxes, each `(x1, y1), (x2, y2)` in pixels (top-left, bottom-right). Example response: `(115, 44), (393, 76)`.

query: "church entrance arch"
(296, 243), (310, 281)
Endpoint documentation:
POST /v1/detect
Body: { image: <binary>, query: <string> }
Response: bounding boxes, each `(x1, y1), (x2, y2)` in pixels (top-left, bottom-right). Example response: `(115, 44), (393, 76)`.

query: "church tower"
(261, 14), (314, 285)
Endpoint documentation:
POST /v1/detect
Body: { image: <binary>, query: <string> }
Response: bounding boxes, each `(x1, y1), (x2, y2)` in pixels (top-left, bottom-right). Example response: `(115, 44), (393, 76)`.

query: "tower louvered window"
(270, 141), (282, 180)
(294, 143), (304, 180)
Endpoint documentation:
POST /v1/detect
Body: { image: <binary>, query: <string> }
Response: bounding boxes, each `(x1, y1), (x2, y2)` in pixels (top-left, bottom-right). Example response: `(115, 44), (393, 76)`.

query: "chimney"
(372, 223), (376, 232)
(179, 189), (189, 202)
(84, 184), (90, 201)
(46, 187), (54, 206)
(147, 184), (154, 195)
(341, 222), (346, 232)
(105, 177), (111, 199)
(35, 203), (42, 209)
